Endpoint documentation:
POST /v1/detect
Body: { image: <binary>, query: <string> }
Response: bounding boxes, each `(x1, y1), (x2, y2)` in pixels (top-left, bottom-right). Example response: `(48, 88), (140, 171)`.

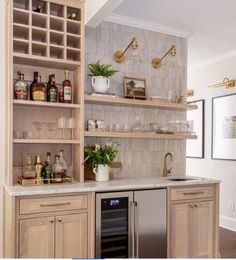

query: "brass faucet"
(163, 152), (173, 177)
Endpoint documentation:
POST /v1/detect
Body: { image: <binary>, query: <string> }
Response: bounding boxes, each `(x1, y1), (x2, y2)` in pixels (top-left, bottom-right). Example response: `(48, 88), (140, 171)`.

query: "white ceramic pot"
(92, 76), (110, 93)
(93, 164), (109, 182)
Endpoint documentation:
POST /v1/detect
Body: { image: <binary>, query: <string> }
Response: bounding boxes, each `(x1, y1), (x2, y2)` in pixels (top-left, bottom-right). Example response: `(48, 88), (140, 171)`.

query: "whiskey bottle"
(35, 155), (43, 184)
(58, 85), (64, 103)
(32, 75), (46, 102)
(47, 74), (58, 102)
(30, 72), (38, 100)
(63, 70), (72, 103)
(44, 152), (53, 181)
(53, 155), (63, 183)
(14, 71), (29, 100)
(58, 149), (67, 177)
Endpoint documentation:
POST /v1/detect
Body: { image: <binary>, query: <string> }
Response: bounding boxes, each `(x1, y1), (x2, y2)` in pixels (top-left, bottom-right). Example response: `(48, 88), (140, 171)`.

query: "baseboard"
(220, 215), (236, 232)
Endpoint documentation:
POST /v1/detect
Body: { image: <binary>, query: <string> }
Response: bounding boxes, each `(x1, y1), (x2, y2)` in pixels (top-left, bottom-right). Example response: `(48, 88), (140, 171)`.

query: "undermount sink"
(168, 177), (197, 182)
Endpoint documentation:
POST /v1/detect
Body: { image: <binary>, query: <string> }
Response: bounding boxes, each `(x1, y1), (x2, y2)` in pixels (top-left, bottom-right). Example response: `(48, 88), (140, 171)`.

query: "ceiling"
(111, 0), (236, 69)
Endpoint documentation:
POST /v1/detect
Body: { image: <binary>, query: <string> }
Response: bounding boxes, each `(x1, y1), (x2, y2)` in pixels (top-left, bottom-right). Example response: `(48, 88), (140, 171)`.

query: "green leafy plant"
(84, 143), (119, 170)
(88, 60), (118, 77)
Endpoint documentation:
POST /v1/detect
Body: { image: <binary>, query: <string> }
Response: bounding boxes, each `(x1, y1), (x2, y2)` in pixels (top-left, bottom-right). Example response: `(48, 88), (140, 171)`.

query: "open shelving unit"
(84, 95), (198, 110)
(84, 131), (197, 140)
(6, 0), (85, 186)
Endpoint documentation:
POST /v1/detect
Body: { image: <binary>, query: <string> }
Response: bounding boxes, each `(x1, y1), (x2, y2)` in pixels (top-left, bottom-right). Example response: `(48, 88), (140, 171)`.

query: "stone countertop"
(4, 176), (220, 197)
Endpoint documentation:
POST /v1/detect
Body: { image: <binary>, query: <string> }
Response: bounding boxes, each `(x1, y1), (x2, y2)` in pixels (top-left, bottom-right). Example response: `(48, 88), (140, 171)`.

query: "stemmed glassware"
(45, 122), (57, 139)
(32, 121), (44, 139)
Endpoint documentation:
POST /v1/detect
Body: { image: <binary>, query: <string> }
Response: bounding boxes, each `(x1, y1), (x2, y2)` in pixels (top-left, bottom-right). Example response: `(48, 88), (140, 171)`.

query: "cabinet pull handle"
(194, 204), (199, 208)
(40, 202), (71, 207)
(183, 191), (204, 195)
(130, 201), (135, 258)
(134, 201), (139, 258)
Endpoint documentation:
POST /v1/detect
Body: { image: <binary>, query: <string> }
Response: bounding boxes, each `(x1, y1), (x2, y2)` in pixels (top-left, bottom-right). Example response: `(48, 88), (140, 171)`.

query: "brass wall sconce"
(114, 37), (138, 63)
(208, 78), (235, 89)
(152, 45), (177, 69)
(187, 89), (194, 97)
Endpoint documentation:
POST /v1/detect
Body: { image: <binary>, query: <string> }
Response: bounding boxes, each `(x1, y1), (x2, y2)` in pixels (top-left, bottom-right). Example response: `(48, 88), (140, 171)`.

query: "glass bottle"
(44, 152), (53, 181)
(14, 71), (29, 100)
(47, 74), (58, 102)
(32, 75), (46, 102)
(62, 70), (72, 103)
(58, 149), (67, 177)
(22, 154), (35, 179)
(30, 71), (38, 100)
(35, 155), (43, 184)
(53, 155), (63, 183)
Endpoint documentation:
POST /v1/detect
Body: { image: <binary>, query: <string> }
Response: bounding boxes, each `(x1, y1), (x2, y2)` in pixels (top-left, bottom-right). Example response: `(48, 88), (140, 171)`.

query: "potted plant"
(84, 143), (119, 182)
(88, 60), (118, 93)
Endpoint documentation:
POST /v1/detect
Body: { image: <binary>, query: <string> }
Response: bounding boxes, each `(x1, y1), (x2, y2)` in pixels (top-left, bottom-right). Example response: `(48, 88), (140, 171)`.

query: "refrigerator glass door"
(96, 191), (134, 258)
(134, 189), (167, 258)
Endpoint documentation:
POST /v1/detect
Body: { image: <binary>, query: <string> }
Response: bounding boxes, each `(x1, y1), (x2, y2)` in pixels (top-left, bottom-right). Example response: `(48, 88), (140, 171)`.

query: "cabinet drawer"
(19, 194), (88, 215)
(170, 186), (213, 201)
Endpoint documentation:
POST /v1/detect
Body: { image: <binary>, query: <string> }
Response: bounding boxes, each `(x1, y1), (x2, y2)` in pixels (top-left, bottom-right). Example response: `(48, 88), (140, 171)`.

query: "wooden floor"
(220, 227), (236, 258)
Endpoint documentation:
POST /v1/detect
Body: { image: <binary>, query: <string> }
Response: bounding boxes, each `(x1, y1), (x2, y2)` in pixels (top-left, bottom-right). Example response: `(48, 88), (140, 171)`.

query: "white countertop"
(4, 176), (220, 197)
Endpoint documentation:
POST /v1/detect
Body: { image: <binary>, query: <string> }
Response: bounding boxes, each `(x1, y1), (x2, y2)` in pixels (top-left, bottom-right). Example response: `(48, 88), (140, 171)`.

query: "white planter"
(92, 76), (110, 93)
(93, 164), (109, 182)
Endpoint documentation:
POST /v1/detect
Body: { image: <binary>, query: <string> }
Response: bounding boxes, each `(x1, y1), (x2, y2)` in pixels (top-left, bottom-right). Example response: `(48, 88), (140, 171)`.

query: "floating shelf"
(13, 139), (80, 144)
(84, 95), (198, 111)
(13, 53), (81, 69)
(84, 131), (197, 140)
(13, 99), (81, 109)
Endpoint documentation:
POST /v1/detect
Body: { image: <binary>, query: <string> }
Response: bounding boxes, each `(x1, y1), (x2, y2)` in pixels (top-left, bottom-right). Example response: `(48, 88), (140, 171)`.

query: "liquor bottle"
(44, 152), (53, 181)
(14, 71), (29, 100)
(58, 85), (64, 103)
(53, 155), (63, 183)
(62, 70), (72, 103)
(22, 154), (35, 179)
(30, 72), (38, 100)
(35, 155), (43, 184)
(33, 5), (41, 12)
(58, 149), (67, 177)
(47, 74), (58, 102)
(31, 74), (46, 102)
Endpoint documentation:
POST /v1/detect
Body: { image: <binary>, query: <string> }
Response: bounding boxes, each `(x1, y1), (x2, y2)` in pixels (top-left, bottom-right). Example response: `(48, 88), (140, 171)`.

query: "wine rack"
(13, 0), (81, 62)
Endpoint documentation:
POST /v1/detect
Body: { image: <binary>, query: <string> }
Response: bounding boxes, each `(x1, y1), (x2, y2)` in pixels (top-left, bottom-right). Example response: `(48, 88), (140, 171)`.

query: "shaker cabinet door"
(192, 201), (214, 258)
(19, 217), (55, 258)
(55, 213), (88, 258)
(170, 203), (193, 258)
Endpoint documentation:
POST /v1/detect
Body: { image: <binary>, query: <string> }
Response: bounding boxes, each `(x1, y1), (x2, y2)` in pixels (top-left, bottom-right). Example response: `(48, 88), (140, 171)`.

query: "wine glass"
(58, 117), (66, 139)
(45, 122), (57, 139)
(32, 121), (44, 139)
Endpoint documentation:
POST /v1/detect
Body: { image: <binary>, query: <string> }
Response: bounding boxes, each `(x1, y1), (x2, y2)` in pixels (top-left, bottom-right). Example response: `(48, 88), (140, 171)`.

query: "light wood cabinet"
(19, 217), (55, 258)
(55, 213), (88, 258)
(168, 184), (219, 258)
(19, 213), (88, 258)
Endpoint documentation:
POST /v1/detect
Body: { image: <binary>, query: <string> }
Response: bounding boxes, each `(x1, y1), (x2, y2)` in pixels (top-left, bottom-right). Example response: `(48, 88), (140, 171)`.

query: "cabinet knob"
(50, 220), (54, 223)
(58, 219), (62, 222)
(189, 204), (195, 208)
(194, 204), (199, 208)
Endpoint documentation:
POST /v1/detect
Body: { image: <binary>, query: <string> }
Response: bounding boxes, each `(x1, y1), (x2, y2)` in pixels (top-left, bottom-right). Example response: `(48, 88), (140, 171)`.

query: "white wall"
(0, 0), (5, 256)
(187, 55), (236, 231)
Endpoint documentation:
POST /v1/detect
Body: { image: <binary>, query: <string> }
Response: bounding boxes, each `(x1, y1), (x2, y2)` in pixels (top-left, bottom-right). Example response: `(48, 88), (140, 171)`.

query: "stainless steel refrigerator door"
(134, 189), (167, 258)
(96, 191), (134, 258)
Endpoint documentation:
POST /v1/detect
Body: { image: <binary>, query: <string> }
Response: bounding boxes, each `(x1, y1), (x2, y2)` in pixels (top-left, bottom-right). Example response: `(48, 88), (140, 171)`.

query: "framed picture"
(186, 100), (205, 158)
(123, 77), (147, 99)
(212, 93), (236, 160)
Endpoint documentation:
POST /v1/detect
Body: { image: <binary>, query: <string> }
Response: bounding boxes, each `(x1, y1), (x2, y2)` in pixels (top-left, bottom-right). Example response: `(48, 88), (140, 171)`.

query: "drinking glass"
(58, 117), (66, 139)
(66, 117), (75, 129)
(32, 121), (44, 139)
(45, 122), (57, 138)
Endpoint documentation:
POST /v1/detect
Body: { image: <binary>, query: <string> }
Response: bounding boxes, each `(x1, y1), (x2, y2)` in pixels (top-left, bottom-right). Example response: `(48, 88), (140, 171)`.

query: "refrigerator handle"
(134, 201), (139, 258)
(130, 201), (135, 258)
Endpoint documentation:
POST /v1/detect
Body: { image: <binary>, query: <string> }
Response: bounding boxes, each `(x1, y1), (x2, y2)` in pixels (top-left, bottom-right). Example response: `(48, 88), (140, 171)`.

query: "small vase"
(91, 76), (110, 93)
(93, 164), (109, 182)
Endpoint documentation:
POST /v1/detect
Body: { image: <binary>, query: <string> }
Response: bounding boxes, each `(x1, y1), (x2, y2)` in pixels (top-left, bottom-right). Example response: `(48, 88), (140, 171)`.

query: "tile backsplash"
(85, 21), (187, 178)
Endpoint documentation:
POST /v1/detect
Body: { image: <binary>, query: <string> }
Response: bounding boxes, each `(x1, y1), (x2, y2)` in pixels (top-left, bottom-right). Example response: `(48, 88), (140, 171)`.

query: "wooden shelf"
(13, 99), (81, 109)
(13, 139), (80, 144)
(84, 95), (198, 111)
(13, 53), (80, 69)
(84, 131), (197, 140)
